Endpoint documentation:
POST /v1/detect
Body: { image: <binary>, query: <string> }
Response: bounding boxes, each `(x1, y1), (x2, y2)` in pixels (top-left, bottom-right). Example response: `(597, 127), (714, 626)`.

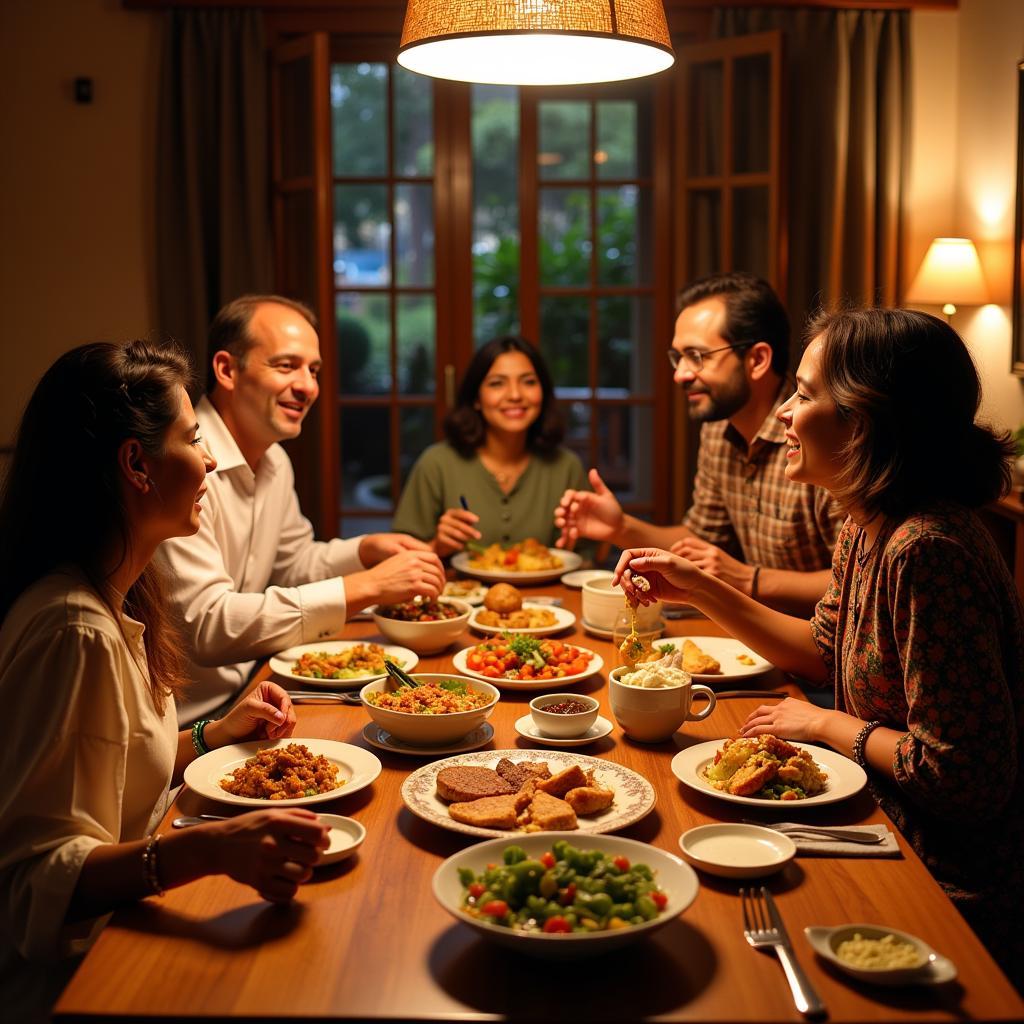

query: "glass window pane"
(331, 63), (387, 177)
(540, 295), (589, 390)
(472, 84), (520, 345)
(540, 188), (591, 286)
(394, 183), (434, 286)
(687, 190), (721, 278)
(337, 292), (391, 395)
(733, 54), (771, 174)
(688, 62), (723, 177)
(279, 56), (313, 180)
(559, 398), (590, 472)
(280, 190), (317, 312)
(596, 101), (638, 179)
(597, 185), (652, 285)
(539, 100), (590, 180)
(334, 184), (390, 286)
(597, 405), (652, 503)
(393, 65), (433, 177)
(400, 406), (435, 487)
(341, 405), (391, 508)
(397, 295), (435, 395)
(732, 186), (771, 281)
(597, 296), (653, 395)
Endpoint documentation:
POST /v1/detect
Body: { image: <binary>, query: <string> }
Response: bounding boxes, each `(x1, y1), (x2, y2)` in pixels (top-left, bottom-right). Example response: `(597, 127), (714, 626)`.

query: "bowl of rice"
(371, 598), (472, 654)
(359, 673), (500, 746)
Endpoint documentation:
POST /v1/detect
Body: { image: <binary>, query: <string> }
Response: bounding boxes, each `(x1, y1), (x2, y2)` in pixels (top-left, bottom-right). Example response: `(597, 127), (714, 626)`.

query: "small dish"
(371, 598), (472, 655)
(561, 569), (614, 589)
(804, 924), (957, 986)
(514, 714), (614, 748)
(529, 692), (600, 738)
(316, 814), (366, 866)
(678, 823), (795, 878)
(361, 721), (494, 756)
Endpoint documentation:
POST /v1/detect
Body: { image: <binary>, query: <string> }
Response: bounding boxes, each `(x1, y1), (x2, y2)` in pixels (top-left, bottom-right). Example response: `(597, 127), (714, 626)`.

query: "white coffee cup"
(582, 576), (663, 632)
(608, 664), (716, 743)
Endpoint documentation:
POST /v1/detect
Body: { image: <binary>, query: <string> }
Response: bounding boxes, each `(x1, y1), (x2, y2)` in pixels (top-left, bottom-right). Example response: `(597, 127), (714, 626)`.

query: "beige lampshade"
(905, 237), (990, 306)
(398, 0), (674, 86)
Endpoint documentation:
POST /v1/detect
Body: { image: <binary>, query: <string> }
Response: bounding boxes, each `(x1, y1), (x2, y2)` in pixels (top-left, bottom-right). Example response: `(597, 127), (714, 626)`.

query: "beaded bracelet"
(191, 719), (211, 757)
(142, 834), (165, 896)
(750, 566), (761, 600)
(852, 719), (882, 768)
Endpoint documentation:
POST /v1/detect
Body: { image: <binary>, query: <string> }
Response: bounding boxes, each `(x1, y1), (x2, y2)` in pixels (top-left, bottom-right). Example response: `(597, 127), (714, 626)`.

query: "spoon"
(172, 814), (227, 828)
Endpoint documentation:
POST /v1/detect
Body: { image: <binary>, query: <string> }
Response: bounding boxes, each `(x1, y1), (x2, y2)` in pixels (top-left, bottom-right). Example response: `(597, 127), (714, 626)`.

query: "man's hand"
(349, 548), (446, 608)
(433, 508), (481, 558)
(554, 468), (624, 548)
(358, 532), (431, 566)
(670, 536), (756, 594)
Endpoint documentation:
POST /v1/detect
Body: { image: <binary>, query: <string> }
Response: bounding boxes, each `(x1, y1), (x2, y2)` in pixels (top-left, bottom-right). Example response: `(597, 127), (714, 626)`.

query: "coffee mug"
(608, 665), (716, 743)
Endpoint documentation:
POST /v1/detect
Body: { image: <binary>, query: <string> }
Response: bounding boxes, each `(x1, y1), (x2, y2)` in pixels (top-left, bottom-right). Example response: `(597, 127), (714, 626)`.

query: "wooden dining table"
(55, 583), (1023, 1023)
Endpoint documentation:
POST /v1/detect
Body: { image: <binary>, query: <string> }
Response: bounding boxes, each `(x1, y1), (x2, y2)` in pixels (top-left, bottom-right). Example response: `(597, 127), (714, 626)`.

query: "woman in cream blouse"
(0, 342), (330, 1021)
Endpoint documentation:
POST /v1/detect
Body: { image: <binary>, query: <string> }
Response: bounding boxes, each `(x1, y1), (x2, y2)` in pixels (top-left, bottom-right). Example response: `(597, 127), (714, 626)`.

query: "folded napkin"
(775, 823), (901, 858)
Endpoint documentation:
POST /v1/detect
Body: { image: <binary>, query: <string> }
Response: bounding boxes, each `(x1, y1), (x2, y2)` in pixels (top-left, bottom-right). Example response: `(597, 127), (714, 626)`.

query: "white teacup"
(582, 577), (663, 632)
(609, 664), (716, 743)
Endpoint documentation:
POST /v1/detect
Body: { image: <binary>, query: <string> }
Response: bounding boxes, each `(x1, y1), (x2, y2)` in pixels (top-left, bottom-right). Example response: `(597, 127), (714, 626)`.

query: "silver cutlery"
(744, 820), (884, 845)
(741, 886), (826, 1018)
(172, 814), (227, 828)
(287, 690), (363, 705)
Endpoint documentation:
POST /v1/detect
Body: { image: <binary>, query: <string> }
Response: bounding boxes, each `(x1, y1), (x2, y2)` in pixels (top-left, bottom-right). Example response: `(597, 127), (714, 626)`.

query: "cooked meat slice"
(681, 638), (721, 675)
(448, 794), (519, 829)
(760, 734), (800, 761)
(564, 784), (614, 815)
(436, 765), (513, 803)
(536, 764), (588, 797)
(514, 778), (538, 814)
(728, 753), (779, 796)
(528, 790), (578, 831)
(495, 758), (551, 791)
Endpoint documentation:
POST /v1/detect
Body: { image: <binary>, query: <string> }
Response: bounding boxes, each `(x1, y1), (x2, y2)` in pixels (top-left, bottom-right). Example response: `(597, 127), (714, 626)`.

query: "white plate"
(804, 924), (957, 986)
(269, 640), (419, 689)
(670, 740), (867, 808)
(316, 814), (366, 866)
(561, 569), (613, 589)
(452, 644), (604, 691)
(361, 721), (494, 756)
(469, 603), (577, 637)
(402, 748), (656, 839)
(678, 823), (796, 878)
(514, 714), (614, 747)
(655, 636), (773, 681)
(184, 739), (383, 808)
(442, 581), (489, 606)
(451, 547), (582, 584)
(433, 832), (698, 958)
(581, 618), (667, 641)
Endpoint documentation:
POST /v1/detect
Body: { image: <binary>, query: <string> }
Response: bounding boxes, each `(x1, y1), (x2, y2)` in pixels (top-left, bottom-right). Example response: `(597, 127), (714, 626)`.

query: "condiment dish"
(316, 814), (366, 866)
(804, 923), (957, 986)
(679, 823), (795, 878)
(528, 692), (600, 738)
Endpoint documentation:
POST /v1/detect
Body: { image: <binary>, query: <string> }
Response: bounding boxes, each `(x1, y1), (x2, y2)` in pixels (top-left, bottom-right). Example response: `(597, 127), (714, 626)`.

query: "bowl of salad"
(433, 833), (698, 957)
(371, 597), (472, 654)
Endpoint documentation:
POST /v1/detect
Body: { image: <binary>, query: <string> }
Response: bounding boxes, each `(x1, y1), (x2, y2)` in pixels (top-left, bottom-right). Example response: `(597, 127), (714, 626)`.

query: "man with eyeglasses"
(555, 271), (844, 614)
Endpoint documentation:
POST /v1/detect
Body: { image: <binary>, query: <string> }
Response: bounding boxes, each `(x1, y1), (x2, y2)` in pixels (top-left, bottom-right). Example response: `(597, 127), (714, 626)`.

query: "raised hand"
(671, 535), (754, 594)
(213, 680), (296, 745)
(433, 508), (481, 558)
(553, 468), (623, 548)
(359, 532), (432, 566)
(362, 548), (446, 604)
(611, 547), (703, 606)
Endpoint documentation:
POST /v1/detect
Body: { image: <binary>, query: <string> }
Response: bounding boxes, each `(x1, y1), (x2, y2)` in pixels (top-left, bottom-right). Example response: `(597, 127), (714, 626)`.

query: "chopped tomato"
(503, 549), (519, 566)
(543, 916), (572, 933)
(558, 883), (577, 906)
(481, 899), (509, 917)
(540, 852), (555, 869)
(467, 882), (486, 899)
(651, 891), (668, 910)
(613, 856), (631, 872)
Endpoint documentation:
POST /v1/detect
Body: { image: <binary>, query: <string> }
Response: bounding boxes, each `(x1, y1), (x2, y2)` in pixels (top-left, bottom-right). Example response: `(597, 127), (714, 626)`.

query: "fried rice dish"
(220, 743), (343, 800)
(702, 734), (827, 800)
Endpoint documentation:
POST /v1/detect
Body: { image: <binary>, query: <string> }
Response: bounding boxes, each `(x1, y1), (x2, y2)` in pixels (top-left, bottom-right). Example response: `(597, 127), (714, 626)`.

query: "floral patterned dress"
(811, 502), (1024, 989)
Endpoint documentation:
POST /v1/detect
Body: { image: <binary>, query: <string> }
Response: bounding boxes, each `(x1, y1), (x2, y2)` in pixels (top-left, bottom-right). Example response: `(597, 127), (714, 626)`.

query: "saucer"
(514, 714), (614, 747)
(361, 721), (494, 756)
(581, 618), (666, 640)
(561, 569), (613, 588)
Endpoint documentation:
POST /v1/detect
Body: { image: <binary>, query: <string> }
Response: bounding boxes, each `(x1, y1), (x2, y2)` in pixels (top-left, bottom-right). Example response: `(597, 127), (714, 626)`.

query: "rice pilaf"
(365, 682), (491, 715)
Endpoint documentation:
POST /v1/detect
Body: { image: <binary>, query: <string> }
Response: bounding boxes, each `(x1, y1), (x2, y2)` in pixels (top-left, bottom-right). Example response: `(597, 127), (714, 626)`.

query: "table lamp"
(905, 237), (989, 321)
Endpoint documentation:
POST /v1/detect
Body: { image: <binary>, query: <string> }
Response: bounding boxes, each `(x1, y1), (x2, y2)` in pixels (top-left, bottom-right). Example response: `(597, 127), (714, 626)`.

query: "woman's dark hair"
(809, 307), (1014, 520)
(443, 336), (565, 457)
(0, 341), (196, 710)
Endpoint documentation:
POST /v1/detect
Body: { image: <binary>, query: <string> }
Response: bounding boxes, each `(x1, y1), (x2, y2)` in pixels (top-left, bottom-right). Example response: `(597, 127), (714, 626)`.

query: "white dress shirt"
(157, 397), (366, 724)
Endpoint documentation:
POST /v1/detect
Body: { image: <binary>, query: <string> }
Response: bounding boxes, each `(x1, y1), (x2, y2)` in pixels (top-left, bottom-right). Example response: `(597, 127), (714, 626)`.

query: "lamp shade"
(398, 0), (675, 86)
(905, 237), (990, 306)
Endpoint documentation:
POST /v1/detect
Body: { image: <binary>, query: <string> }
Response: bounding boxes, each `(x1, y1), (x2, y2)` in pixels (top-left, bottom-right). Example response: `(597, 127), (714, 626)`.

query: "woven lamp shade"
(398, 1), (674, 86)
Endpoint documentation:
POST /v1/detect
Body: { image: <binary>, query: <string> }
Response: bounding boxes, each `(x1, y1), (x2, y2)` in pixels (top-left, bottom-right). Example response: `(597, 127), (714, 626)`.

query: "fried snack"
(681, 638), (721, 675)
(449, 794), (520, 829)
(737, 654), (756, 666)
(220, 743), (341, 800)
(564, 784), (615, 815)
(483, 582), (522, 615)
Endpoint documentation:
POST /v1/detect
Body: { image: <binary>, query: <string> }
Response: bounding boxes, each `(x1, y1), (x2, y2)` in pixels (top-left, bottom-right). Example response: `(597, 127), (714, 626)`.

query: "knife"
(714, 690), (788, 700)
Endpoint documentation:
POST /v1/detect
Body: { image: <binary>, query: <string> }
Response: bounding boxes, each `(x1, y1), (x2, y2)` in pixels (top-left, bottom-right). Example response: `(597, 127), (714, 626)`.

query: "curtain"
(156, 9), (272, 370)
(714, 8), (910, 331)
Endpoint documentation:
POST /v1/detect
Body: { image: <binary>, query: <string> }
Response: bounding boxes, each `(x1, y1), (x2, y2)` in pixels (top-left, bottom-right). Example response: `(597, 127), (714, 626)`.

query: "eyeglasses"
(666, 342), (753, 372)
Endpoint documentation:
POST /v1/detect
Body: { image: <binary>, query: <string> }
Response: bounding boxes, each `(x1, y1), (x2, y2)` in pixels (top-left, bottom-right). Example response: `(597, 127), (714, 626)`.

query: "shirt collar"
(723, 378), (793, 452)
(196, 395), (250, 475)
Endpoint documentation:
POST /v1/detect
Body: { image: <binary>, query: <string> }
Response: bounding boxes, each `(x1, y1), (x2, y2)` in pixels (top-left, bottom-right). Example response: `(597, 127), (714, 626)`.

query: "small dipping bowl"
(803, 923), (953, 986)
(316, 814), (366, 866)
(678, 823), (795, 878)
(529, 693), (600, 739)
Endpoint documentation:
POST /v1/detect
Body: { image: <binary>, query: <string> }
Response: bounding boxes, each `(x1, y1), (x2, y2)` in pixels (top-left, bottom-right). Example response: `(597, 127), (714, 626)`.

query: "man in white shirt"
(159, 295), (445, 725)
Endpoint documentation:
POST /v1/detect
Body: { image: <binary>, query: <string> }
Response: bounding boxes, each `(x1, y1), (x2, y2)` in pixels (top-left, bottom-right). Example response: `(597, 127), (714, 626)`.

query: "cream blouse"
(0, 571), (177, 1016)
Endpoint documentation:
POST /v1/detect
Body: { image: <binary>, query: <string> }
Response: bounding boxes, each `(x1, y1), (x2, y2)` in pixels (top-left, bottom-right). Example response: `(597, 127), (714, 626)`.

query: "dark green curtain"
(715, 8), (911, 332)
(156, 8), (272, 371)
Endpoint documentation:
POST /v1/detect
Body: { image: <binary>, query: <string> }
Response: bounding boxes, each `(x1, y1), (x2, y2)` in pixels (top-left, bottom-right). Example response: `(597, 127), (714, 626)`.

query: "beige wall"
(0, 0), (160, 444)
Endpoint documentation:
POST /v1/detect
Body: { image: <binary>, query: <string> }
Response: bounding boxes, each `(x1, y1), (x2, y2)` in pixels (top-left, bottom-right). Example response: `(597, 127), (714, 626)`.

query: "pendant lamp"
(397, 1), (675, 87)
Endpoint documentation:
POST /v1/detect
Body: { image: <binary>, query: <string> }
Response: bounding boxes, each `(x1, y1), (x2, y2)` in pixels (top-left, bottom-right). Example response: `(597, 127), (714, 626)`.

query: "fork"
(741, 887), (826, 1018)
(286, 690), (363, 705)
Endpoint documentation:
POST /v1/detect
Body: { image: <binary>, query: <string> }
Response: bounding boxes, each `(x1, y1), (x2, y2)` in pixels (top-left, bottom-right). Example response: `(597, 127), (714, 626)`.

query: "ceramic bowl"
(678, 823), (795, 878)
(316, 814), (367, 866)
(581, 577), (663, 632)
(528, 693), (600, 738)
(803, 923), (956, 986)
(371, 597), (471, 654)
(359, 673), (499, 746)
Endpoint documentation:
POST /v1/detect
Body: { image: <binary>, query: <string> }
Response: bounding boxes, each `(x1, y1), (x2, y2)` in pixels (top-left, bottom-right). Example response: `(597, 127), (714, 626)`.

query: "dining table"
(54, 581), (1023, 1023)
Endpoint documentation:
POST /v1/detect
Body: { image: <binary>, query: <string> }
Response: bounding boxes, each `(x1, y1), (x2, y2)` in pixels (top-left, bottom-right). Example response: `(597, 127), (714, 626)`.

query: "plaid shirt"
(683, 383), (845, 571)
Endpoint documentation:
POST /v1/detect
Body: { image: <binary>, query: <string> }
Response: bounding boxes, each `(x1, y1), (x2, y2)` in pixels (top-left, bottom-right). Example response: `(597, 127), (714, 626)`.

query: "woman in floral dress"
(614, 308), (1023, 989)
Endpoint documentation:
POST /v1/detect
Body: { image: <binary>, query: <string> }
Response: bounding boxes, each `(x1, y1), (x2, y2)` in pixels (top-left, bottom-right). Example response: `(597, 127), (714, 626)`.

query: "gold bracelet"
(142, 834), (166, 896)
